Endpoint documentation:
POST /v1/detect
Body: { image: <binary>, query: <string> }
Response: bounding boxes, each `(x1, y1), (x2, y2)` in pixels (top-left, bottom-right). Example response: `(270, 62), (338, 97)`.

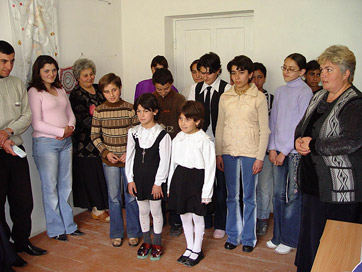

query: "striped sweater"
(91, 99), (138, 167)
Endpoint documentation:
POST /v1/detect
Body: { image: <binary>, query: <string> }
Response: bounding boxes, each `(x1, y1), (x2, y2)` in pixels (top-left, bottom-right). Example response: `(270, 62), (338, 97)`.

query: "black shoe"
(224, 242), (237, 250)
(256, 219), (268, 236)
(12, 256), (27, 267)
(2, 266), (15, 272)
(184, 251), (204, 267)
(169, 225), (182, 237)
(53, 234), (68, 241)
(177, 248), (191, 264)
(21, 243), (48, 256)
(70, 230), (85, 236)
(242, 245), (254, 253)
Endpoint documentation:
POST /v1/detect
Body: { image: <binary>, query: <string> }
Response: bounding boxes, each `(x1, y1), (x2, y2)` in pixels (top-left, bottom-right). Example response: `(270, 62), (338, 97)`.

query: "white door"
(174, 14), (254, 95)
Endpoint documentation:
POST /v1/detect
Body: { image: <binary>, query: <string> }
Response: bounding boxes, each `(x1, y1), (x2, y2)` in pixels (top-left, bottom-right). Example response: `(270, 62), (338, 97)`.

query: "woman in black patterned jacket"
(294, 45), (362, 272)
(70, 58), (109, 222)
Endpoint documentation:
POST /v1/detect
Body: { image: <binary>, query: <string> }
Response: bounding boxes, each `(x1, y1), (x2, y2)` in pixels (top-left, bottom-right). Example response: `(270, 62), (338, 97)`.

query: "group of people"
(0, 37), (361, 272)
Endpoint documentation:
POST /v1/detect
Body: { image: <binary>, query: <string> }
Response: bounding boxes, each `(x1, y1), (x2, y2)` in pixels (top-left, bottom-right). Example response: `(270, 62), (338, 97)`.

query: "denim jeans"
(271, 152), (301, 248)
(32, 137), (77, 237)
(256, 154), (273, 220)
(223, 155), (257, 247)
(102, 164), (142, 239)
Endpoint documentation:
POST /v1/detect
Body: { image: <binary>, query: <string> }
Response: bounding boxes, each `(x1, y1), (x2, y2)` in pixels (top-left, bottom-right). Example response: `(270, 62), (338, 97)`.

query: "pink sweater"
(28, 87), (75, 138)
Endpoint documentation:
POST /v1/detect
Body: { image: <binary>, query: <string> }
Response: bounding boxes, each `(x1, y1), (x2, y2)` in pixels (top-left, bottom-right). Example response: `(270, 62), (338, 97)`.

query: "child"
(168, 101), (216, 267)
(126, 93), (171, 260)
(215, 55), (270, 253)
(91, 73), (142, 247)
(267, 53), (313, 254)
(304, 60), (322, 93)
(134, 55), (178, 102)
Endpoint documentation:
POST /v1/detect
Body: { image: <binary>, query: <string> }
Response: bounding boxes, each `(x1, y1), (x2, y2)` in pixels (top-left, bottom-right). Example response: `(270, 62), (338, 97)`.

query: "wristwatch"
(5, 128), (14, 136)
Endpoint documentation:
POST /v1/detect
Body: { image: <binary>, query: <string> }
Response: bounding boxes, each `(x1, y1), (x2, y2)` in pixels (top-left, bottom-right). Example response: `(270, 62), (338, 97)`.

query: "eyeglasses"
(281, 66), (299, 73)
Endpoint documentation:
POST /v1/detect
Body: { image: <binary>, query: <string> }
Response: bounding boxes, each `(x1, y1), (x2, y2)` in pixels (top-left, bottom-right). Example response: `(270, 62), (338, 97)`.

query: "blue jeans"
(32, 137), (77, 237)
(271, 152), (301, 248)
(223, 155), (257, 247)
(102, 164), (142, 239)
(256, 154), (273, 220)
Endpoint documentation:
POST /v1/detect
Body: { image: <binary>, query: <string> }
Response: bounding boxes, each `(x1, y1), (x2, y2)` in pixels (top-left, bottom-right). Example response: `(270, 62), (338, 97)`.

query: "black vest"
(194, 80), (228, 136)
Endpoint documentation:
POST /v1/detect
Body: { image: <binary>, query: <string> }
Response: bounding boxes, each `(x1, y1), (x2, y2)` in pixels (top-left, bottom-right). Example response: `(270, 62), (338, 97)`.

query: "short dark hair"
(0, 40), (15, 55)
(253, 62), (267, 77)
(286, 53), (307, 70)
(306, 60), (320, 72)
(134, 93), (160, 121)
(197, 52), (221, 74)
(181, 101), (204, 129)
(227, 55), (254, 74)
(28, 55), (61, 92)
(189, 59), (199, 71)
(150, 55), (168, 69)
(152, 68), (173, 86)
(98, 73), (122, 92)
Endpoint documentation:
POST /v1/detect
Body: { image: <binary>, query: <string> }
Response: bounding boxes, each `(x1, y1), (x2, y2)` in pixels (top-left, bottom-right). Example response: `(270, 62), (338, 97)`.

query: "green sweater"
(0, 75), (31, 147)
(91, 99), (138, 167)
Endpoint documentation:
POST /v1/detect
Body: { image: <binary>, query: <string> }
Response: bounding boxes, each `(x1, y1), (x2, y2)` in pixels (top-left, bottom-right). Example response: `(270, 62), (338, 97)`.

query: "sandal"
(111, 238), (122, 247)
(128, 237), (139, 247)
(92, 211), (110, 223)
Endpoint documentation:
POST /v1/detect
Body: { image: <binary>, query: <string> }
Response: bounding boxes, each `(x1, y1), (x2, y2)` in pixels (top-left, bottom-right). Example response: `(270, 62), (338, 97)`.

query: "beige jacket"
(215, 84), (270, 161)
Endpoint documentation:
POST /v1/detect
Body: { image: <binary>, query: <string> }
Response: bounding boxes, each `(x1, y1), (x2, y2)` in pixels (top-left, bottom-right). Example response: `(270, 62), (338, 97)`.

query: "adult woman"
(294, 45), (362, 272)
(215, 55), (270, 253)
(28, 55), (84, 241)
(69, 58), (109, 222)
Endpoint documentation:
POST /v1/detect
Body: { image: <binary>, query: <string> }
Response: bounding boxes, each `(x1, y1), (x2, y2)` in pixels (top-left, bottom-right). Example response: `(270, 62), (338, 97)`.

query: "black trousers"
(0, 147), (33, 251)
(0, 223), (18, 268)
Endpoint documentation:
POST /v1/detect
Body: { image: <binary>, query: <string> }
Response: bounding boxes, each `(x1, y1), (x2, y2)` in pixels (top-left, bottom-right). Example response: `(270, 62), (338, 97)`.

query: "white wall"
(120, 0), (362, 99)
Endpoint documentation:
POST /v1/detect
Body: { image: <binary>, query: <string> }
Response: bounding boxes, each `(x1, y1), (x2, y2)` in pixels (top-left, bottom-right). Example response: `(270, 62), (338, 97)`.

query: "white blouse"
(126, 123), (171, 186)
(168, 130), (216, 201)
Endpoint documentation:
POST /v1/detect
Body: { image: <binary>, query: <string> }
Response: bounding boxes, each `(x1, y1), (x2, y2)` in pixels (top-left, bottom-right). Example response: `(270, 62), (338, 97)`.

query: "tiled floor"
(16, 212), (297, 271)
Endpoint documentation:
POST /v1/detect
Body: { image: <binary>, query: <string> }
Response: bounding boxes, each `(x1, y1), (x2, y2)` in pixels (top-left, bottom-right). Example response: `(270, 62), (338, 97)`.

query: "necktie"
(203, 86), (211, 131)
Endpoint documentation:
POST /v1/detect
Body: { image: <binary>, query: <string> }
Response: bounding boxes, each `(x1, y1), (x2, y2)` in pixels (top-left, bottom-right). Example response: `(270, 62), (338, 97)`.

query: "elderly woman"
(294, 45), (362, 272)
(69, 58), (109, 222)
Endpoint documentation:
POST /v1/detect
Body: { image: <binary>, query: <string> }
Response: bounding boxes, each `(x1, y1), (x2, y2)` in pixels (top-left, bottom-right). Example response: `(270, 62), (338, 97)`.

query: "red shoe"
(137, 243), (151, 259)
(150, 245), (163, 261)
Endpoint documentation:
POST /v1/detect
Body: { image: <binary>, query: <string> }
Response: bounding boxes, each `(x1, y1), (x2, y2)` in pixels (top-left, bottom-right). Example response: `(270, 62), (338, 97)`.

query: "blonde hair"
(318, 45), (356, 83)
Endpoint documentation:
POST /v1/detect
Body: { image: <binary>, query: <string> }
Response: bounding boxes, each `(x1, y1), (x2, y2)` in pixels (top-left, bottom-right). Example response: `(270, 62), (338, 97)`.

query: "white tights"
(180, 213), (205, 259)
(137, 199), (163, 234)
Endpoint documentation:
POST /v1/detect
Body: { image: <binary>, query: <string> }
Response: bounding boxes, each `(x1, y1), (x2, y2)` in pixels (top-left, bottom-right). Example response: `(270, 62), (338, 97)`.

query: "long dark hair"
(28, 55), (62, 92)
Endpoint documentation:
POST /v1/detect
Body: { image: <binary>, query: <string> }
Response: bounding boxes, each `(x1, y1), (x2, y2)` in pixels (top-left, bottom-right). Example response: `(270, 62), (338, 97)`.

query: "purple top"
(134, 78), (179, 102)
(268, 77), (313, 155)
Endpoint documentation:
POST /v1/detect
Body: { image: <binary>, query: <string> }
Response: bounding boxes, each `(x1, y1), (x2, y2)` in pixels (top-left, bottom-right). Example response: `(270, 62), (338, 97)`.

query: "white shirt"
(168, 130), (216, 201)
(188, 77), (231, 142)
(126, 123), (171, 186)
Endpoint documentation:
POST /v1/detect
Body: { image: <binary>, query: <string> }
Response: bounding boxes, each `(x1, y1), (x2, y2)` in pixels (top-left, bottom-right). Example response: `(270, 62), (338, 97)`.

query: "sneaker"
(137, 243), (151, 259)
(169, 225), (182, 236)
(275, 244), (292, 254)
(256, 220), (268, 235)
(150, 245), (163, 261)
(266, 240), (278, 249)
(213, 229), (225, 239)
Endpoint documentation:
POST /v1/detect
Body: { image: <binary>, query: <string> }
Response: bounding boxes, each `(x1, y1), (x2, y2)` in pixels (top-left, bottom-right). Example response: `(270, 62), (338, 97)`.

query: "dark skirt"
(72, 157), (108, 210)
(295, 193), (362, 272)
(168, 166), (207, 216)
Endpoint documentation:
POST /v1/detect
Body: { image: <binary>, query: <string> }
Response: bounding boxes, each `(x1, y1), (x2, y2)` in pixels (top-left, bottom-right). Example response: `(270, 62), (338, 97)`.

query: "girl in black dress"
(168, 101), (216, 267)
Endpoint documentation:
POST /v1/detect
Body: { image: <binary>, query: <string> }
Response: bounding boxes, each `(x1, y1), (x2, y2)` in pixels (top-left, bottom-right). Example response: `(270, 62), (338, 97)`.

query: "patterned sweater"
(91, 99), (138, 167)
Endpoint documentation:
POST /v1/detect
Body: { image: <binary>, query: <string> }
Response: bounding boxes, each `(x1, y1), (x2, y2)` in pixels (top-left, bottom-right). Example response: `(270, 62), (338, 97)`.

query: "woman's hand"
(106, 152), (119, 164)
(295, 137), (311, 156)
(275, 152), (286, 166)
(63, 125), (74, 138)
(119, 153), (127, 163)
(216, 155), (224, 171)
(151, 184), (163, 200)
(269, 150), (277, 164)
(252, 159), (263, 175)
(128, 182), (137, 197)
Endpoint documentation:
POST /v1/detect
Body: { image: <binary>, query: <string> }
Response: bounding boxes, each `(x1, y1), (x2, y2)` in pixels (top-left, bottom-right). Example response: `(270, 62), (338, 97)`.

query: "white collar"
(200, 77), (221, 93)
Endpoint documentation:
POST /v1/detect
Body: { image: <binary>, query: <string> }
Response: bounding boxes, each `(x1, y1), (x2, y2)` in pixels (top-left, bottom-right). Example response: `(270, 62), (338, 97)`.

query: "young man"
(305, 60), (322, 93)
(188, 52), (231, 239)
(0, 40), (47, 260)
(134, 55), (178, 102)
(251, 62), (274, 236)
(152, 68), (186, 236)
